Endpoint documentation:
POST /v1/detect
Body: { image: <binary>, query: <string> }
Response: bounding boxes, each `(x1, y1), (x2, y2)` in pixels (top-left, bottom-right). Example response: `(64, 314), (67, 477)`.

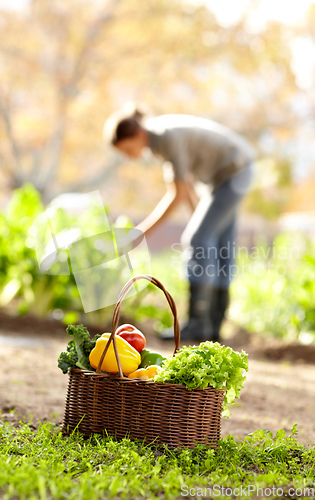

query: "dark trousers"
(181, 163), (253, 289)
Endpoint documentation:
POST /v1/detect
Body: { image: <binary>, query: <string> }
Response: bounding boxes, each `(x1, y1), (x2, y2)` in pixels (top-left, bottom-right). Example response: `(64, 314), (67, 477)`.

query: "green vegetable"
(139, 349), (166, 368)
(58, 324), (100, 373)
(154, 341), (248, 417)
(57, 339), (78, 373)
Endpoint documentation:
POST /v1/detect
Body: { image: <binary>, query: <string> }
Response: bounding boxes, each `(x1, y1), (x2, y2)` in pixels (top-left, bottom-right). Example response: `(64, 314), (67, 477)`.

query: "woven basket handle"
(96, 274), (180, 376)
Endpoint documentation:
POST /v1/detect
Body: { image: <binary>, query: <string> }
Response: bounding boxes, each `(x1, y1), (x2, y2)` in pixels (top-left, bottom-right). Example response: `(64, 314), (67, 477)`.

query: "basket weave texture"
(62, 275), (225, 449)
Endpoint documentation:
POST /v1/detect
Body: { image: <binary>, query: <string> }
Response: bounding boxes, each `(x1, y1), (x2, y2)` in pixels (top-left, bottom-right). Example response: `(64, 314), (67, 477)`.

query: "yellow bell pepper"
(89, 333), (141, 375)
(128, 368), (149, 380)
(128, 365), (161, 380)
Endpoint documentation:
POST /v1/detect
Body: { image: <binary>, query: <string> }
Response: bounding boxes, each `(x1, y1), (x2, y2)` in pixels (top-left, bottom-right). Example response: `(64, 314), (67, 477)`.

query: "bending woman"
(105, 110), (255, 341)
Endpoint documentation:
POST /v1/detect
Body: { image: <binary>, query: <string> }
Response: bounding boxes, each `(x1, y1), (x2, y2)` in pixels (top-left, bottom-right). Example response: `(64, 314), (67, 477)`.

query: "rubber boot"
(160, 283), (215, 341)
(209, 288), (229, 342)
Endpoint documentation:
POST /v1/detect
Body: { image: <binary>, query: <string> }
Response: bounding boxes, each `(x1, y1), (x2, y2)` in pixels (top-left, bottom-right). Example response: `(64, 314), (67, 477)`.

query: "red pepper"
(116, 324), (146, 353)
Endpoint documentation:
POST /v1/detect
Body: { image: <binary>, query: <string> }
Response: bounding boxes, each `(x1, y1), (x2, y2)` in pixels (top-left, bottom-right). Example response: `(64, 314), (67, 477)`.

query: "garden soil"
(1, 313), (315, 445)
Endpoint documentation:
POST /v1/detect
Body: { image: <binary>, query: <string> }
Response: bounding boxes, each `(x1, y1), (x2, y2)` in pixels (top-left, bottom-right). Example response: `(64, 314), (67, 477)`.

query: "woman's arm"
(136, 180), (195, 236)
(185, 179), (200, 213)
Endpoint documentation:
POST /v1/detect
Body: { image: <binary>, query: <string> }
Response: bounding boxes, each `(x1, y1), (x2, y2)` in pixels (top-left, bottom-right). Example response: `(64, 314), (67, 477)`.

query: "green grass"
(0, 421), (314, 499)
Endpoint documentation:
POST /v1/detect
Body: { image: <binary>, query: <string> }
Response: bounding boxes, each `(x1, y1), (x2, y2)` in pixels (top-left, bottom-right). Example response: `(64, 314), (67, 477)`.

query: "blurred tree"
(284, 177), (315, 212)
(243, 156), (293, 219)
(0, 0), (314, 213)
(0, 0), (124, 201)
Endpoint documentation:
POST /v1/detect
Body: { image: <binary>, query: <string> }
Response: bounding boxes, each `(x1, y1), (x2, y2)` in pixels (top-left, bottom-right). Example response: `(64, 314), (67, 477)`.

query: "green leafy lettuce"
(153, 341), (248, 417)
(58, 324), (100, 373)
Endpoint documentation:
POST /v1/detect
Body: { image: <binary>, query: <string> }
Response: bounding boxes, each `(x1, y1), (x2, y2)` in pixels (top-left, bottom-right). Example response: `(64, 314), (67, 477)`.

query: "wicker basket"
(62, 274), (225, 449)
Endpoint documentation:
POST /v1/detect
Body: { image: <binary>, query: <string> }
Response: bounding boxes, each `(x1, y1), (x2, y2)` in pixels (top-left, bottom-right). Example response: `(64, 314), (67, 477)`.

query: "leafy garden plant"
(0, 184), (140, 325)
(230, 232), (315, 342)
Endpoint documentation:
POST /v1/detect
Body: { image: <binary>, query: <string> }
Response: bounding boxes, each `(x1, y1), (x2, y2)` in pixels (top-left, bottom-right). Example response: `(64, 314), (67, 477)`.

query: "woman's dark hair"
(105, 108), (145, 145)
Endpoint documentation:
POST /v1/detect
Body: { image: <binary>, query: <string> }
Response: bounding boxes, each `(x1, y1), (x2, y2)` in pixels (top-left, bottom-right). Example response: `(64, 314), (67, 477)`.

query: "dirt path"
(1, 323), (315, 446)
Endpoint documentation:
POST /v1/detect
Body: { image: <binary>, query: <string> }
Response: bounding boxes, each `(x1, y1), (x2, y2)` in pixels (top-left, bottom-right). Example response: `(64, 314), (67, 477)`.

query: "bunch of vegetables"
(58, 325), (248, 416)
(58, 324), (165, 379)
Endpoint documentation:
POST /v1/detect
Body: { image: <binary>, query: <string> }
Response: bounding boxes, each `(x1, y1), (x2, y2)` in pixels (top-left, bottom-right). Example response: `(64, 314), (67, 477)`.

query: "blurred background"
(0, 0), (315, 343)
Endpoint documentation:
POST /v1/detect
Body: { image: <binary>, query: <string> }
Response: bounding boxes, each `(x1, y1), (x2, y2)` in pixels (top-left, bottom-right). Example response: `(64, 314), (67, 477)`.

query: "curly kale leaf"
(58, 340), (78, 374)
(57, 325), (101, 373)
